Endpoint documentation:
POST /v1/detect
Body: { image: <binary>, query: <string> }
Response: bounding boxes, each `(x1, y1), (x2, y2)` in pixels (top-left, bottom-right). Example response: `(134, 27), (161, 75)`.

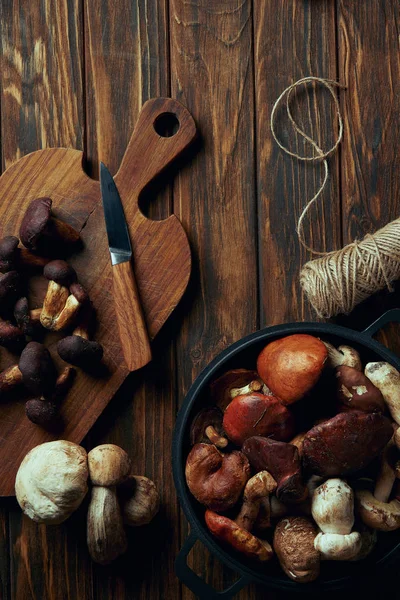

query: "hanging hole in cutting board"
(153, 112), (180, 137)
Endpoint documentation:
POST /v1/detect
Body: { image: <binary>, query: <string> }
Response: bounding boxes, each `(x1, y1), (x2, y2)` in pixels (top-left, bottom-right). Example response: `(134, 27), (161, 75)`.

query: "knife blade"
(100, 162), (152, 371)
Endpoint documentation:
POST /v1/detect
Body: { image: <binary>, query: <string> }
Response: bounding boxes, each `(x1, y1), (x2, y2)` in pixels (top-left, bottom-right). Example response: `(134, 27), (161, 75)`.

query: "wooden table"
(0, 1), (400, 598)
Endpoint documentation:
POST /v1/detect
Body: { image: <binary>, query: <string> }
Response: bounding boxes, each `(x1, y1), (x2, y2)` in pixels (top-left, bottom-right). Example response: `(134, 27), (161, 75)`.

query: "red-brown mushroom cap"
(0, 271), (21, 306)
(185, 443), (250, 512)
(25, 399), (58, 427)
(19, 341), (57, 396)
(205, 510), (273, 562)
(57, 335), (103, 369)
(223, 393), (295, 446)
(242, 436), (307, 504)
(302, 411), (393, 477)
(210, 369), (263, 410)
(337, 366), (385, 413)
(19, 198), (53, 250)
(43, 260), (77, 285)
(257, 334), (328, 404)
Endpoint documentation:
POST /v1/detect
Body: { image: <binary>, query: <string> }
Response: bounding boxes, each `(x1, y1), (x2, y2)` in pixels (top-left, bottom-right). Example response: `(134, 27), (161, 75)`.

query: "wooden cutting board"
(0, 98), (196, 496)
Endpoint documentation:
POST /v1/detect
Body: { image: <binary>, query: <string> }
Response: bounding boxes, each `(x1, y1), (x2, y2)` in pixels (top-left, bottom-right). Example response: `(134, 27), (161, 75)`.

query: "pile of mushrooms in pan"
(0, 198), (103, 427)
(185, 333), (400, 583)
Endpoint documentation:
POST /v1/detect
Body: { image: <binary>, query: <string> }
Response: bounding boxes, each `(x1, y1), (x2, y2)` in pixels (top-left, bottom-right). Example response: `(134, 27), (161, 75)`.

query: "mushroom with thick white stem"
(323, 342), (362, 371)
(311, 478), (362, 560)
(365, 362), (400, 425)
(87, 444), (131, 564)
(356, 437), (400, 531)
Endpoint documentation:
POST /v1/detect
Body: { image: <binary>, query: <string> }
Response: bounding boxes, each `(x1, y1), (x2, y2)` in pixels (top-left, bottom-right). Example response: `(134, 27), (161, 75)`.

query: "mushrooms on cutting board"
(57, 303), (103, 369)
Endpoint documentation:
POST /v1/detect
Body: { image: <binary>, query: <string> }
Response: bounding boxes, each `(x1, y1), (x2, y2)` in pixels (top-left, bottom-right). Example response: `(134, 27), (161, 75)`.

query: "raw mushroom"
(302, 411), (393, 477)
(25, 366), (75, 427)
(15, 440), (88, 524)
(242, 436), (307, 504)
(87, 444), (131, 564)
(273, 516), (320, 583)
(311, 479), (362, 560)
(290, 432), (307, 456)
(336, 366), (385, 413)
(0, 271), (21, 310)
(40, 260), (76, 329)
(185, 443), (250, 512)
(53, 283), (89, 331)
(19, 197), (80, 253)
(0, 364), (23, 396)
(257, 334), (328, 404)
(190, 407), (228, 449)
(356, 437), (400, 531)
(57, 304), (103, 369)
(19, 341), (57, 396)
(14, 297), (43, 337)
(0, 235), (49, 272)
(323, 342), (362, 371)
(0, 319), (26, 351)
(210, 369), (266, 410)
(365, 362), (400, 425)
(223, 393), (295, 445)
(235, 471), (277, 530)
(119, 475), (160, 527)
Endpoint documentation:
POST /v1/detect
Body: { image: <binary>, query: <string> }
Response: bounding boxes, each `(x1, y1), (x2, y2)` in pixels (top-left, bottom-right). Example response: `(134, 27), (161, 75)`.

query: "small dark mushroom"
(0, 320), (26, 352)
(0, 235), (49, 272)
(190, 407), (228, 448)
(19, 341), (57, 396)
(0, 271), (21, 309)
(41, 260), (82, 330)
(25, 366), (75, 427)
(19, 197), (80, 253)
(14, 298), (42, 337)
(57, 303), (102, 368)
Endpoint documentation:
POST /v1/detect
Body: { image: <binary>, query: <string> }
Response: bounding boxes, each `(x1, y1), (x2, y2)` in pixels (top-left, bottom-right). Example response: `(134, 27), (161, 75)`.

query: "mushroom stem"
(230, 379), (264, 398)
(0, 364), (22, 394)
(235, 471), (277, 531)
(323, 342), (362, 371)
(19, 249), (50, 269)
(205, 425), (228, 449)
(48, 217), (81, 245)
(374, 439), (398, 503)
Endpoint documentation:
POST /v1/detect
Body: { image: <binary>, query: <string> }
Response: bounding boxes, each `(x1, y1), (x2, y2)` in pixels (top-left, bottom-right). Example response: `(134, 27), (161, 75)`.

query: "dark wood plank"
(169, 1), (259, 598)
(254, 0), (341, 326)
(84, 1), (181, 599)
(0, 1), (90, 598)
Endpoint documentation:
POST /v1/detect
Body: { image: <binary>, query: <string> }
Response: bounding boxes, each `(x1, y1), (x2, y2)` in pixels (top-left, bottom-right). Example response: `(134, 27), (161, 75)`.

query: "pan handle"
(363, 309), (400, 337)
(175, 531), (252, 599)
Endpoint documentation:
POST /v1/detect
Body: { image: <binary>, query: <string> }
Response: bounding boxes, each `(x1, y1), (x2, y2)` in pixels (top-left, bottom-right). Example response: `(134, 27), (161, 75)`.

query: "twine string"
(271, 77), (399, 317)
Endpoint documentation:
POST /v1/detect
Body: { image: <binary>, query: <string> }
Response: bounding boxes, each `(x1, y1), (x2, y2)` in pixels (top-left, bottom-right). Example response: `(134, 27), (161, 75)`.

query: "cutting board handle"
(115, 98), (197, 198)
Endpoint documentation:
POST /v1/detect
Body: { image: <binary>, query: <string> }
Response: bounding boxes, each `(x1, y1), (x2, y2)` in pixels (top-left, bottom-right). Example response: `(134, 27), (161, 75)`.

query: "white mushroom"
(314, 532), (362, 561)
(365, 362), (400, 424)
(323, 342), (362, 371)
(15, 440), (88, 524)
(311, 479), (354, 534)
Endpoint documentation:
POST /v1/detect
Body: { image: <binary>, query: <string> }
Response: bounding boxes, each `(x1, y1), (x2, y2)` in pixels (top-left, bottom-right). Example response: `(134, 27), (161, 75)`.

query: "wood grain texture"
(112, 260), (152, 371)
(254, 0), (341, 326)
(169, 0), (259, 597)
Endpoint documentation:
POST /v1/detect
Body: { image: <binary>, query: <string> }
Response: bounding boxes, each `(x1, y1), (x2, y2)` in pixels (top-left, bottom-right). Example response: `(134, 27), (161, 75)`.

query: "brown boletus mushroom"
(205, 510), (274, 562)
(0, 271), (21, 310)
(0, 235), (49, 272)
(337, 366), (385, 413)
(19, 341), (57, 396)
(242, 436), (307, 504)
(52, 282), (89, 331)
(223, 393), (295, 446)
(257, 334), (328, 405)
(14, 297), (43, 338)
(235, 471), (277, 531)
(119, 475), (160, 527)
(185, 443), (250, 512)
(25, 366), (75, 427)
(323, 342), (362, 371)
(41, 260), (76, 329)
(364, 362), (400, 425)
(19, 197), (80, 253)
(302, 411), (393, 477)
(57, 303), (103, 369)
(190, 407), (228, 448)
(210, 369), (266, 410)
(273, 516), (320, 583)
(0, 319), (26, 352)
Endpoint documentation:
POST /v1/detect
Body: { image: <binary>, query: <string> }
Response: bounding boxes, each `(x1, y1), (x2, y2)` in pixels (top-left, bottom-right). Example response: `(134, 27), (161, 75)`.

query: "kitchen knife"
(100, 161), (152, 371)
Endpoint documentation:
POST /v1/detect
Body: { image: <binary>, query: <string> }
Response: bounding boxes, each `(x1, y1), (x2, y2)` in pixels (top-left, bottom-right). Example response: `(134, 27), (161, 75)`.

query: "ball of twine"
(271, 77), (400, 318)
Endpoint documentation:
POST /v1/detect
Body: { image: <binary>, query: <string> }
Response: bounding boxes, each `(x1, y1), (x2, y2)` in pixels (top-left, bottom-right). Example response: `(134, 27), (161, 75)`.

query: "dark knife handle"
(112, 260), (152, 371)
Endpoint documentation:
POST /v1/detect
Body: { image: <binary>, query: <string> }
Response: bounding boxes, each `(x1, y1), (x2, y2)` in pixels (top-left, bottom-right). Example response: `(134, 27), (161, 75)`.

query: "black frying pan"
(172, 309), (400, 599)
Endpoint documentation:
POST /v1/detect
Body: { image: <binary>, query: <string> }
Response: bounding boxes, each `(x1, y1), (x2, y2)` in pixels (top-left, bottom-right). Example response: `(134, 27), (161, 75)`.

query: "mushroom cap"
(19, 341), (57, 396)
(356, 489), (400, 531)
(324, 342), (362, 371)
(311, 479), (355, 534)
(257, 334), (328, 404)
(223, 393), (295, 446)
(88, 444), (131, 486)
(273, 516), (320, 583)
(205, 510), (273, 562)
(0, 320), (26, 351)
(14, 297), (42, 337)
(314, 532), (362, 560)
(0, 236), (19, 272)
(119, 475), (160, 527)
(15, 440), (88, 524)
(302, 411), (393, 477)
(242, 436), (306, 504)
(43, 260), (76, 285)
(57, 335), (103, 368)
(0, 270), (20, 303)
(19, 197), (53, 250)
(25, 399), (58, 426)
(364, 362), (400, 426)
(69, 282), (89, 304)
(210, 369), (262, 410)
(190, 407), (225, 445)
(185, 443), (250, 512)
(337, 366), (385, 413)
